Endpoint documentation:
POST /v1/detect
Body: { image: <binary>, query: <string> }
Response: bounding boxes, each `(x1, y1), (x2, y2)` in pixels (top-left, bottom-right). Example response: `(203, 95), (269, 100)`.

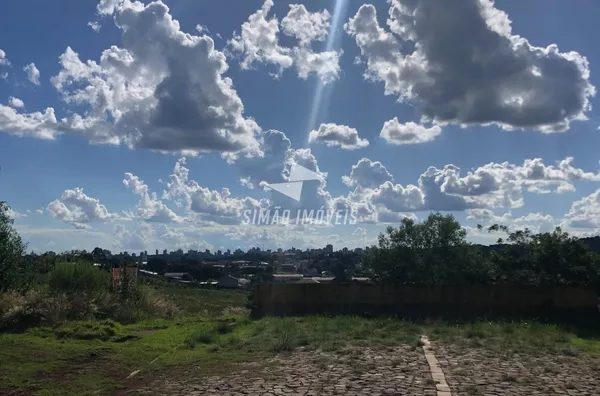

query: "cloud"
(467, 209), (556, 235)
(47, 188), (117, 228)
(308, 123), (369, 150)
(88, 21), (101, 32)
(370, 181), (426, 212)
(229, 0), (293, 73)
(8, 97), (24, 108)
(4, 0), (262, 156)
(123, 172), (183, 223)
(0, 105), (60, 139)
(157, 224), (213, 252)
(0, 49), (9, 66)
(6, 208), (27, 219)
(96, 0), (121, 15)
(113, 222), (155, 251)
(342, 158), (393, 189)
(229, 1), (342, 83)
(346, 0), (595, 132)
(380, 118), (441, 145)
(339, 156), (600, 223)
(162, 157), (268, 224)
(229, 129), (334, 214)
(441, 157), (600, 206)
(23, 63), (40, 85)
(562, 188), (600, 230)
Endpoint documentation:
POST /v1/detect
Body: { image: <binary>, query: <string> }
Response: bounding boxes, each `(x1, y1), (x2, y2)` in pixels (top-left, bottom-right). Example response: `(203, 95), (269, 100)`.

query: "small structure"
(112, 267), (138, 290)
(164, 272), (189, 282)
(139, 269), (159, 277)
(272, 274), (304, 283)
(218, 274), (241, 289)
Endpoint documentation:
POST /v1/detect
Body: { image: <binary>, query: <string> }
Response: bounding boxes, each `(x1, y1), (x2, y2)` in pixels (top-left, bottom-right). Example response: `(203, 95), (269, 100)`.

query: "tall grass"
(48, 262), (109, 294)
(1, 262), (179, 330)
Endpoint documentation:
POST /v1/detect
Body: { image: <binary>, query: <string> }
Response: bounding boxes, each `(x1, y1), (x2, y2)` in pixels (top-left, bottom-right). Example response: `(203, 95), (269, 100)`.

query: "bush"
(49, 262), (110, 294)
(184, 329), (215, 349)
(0, 285), (179, 331)
(51, 319), (132, 341)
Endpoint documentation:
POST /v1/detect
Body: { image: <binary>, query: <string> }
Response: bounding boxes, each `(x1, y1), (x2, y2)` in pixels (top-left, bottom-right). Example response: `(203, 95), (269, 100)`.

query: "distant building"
(272, 274), (304, 282)
(164, 272), (188, 280)
(325, 244), (333, 254)
(280, 263), (297, 273)
(218, 274), (249, 289)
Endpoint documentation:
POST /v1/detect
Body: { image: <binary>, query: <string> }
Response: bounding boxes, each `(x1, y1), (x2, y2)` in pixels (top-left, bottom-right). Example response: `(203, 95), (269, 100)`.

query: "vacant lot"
(2, 288), (600, 395)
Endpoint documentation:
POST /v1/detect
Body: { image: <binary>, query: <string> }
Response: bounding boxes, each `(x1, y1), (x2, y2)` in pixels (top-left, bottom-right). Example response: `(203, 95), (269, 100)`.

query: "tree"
(0, 202), (29, 291)
(485, 224), (600, 287)
(362, 213), (489, 285)
(146, 257), (168, 274)
(332, 261), (350, 282)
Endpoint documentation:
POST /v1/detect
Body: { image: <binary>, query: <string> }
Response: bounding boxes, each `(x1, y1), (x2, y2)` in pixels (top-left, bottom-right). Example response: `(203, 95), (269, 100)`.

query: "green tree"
(332, 261), (350, 282)
(363, 213), (489, 285)
(485, 224), (600, 287)
(0, 202), (29, 291)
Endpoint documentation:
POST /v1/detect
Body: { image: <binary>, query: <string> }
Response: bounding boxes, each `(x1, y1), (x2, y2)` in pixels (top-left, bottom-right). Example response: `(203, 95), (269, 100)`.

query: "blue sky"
(1, 0), (600, 254)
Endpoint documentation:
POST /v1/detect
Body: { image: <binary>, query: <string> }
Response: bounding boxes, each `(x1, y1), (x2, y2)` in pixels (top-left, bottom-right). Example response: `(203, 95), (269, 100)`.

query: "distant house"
(280, 263), (297, 273)
(272, 274), (304, 283)
(139, 269), (159, 277)
(164, 272), (189, 282)
(218, 274), (241, 289)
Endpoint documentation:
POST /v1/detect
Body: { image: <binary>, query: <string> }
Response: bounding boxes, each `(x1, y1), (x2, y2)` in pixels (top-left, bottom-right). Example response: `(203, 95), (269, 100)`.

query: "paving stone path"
(433, 343), (600, 395)
(128, 345), (438, 395)
(126, 340), (600, 396)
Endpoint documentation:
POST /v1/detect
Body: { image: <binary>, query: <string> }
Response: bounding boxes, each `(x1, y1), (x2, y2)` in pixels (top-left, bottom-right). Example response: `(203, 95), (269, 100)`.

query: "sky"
(1, 0), (600, 254)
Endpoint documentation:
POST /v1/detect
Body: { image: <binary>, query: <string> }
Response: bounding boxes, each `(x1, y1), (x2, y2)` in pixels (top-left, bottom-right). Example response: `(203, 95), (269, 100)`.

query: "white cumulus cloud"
(23, 63), (40, 85)
(308, 123), (369, 150)
(346, 0), (595, 132)
(229, 1), (342, 83)
(380, 118), (441, 145)
(8, 97), (24, 108)
(47, 188), (117, 229)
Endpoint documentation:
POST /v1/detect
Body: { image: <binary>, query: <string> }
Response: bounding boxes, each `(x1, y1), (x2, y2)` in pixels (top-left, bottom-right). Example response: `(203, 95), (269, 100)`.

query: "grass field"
(2, 286), (600, 395)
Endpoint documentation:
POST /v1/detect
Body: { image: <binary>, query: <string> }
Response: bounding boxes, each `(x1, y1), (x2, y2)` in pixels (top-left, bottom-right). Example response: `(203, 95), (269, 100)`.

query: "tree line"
(362, 213), (600, 289)
(2, 201), (600, 292)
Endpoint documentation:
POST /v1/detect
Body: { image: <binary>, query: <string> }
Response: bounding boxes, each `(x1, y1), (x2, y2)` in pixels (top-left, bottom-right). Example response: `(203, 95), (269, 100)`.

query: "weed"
(271, 332), (294, 353)
(184, 329), (215, 349)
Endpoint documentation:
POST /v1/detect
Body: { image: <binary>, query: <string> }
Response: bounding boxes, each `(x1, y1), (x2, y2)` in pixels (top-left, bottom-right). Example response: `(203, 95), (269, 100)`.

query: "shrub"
(51, 319), (131, 341)
(49, 262), (110, 294)
(272, 332), (294, 352)
(1, 285), (178, 331)
(184, 329), (215, 349)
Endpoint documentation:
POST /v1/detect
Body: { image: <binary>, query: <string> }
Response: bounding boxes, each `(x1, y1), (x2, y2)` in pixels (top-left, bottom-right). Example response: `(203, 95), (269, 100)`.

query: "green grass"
(3, 286), (600, 395)
(157, 286), (248, 316)
(426, 320), (600, 356)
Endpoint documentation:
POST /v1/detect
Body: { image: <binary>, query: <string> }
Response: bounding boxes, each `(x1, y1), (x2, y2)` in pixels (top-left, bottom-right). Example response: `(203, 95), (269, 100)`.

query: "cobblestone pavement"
(434, 343), (600, 395)
(128, 346), (438, 395)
